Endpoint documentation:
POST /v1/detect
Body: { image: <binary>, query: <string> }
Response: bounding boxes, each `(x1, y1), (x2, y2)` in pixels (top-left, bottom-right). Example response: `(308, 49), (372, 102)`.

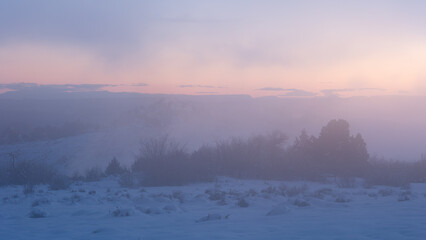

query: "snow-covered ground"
(1, 178), (425, 240)
(0, 125), (154, 174)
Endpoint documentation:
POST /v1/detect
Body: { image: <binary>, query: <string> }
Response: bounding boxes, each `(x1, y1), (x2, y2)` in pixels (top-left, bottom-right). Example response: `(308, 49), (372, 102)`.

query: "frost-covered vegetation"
(1, 177), (426, 239)
(2, 119), (426, 239)
(2, 119), (426, 189)
(128, 119), (426, 187)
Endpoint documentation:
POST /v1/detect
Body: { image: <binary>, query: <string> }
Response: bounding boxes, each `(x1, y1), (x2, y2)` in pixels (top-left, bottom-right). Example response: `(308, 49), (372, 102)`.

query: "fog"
(1, 88), (425, 172)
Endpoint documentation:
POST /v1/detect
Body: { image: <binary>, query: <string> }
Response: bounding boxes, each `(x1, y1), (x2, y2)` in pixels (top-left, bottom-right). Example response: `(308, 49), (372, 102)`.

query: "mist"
(1, 88), (425, 173)
(3, 1), (426, 238)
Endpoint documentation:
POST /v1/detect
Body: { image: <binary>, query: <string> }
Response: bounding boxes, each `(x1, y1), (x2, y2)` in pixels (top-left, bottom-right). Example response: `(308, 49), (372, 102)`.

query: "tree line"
(2, 119), (426, 188)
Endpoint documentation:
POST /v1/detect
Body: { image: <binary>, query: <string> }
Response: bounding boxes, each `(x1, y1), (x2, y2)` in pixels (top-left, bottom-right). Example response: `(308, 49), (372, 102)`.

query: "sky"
(1, 0), (426, 97)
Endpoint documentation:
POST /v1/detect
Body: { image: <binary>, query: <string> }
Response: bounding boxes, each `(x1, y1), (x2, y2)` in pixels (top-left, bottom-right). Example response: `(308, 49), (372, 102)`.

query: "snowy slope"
(1, 178), (425, 240)
(0, 125), (156, 174)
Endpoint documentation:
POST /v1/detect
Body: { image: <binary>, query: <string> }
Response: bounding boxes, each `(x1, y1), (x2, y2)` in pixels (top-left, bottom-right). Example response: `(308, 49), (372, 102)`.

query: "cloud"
(258, 87), (285, 91)
(398, 90), (410, 94)
(0, 83), (38, 90)
(280, 89), (317, 97)
(196, 91), (218, 94)
(259, 88), (317, 97)
(0, 0), (154, 60)
(0, 83), (113, 92)
(180, 85), (196, 88)
(0, 1), (237, 62)
(1, 0), (425, 96)
(128, 83), (148, 87)
(179, 85), (222, 89)
(259, 87), (384, 97)
(60, 84), (116, 91)
(321, 88), (385, 97)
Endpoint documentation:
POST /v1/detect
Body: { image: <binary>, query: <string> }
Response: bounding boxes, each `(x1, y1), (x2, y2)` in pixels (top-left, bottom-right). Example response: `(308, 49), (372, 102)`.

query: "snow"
(1, 178), (426, 239)
(0, 125), (152, 173)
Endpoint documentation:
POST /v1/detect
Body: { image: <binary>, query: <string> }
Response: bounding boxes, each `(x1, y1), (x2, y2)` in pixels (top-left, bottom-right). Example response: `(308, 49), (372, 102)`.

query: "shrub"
(172, 191), (185, 203)
(237, 198), (249, 208)
(336, 177), (356, 188)
(29, 209), (47, 218)
(261, 186), (278, 195)
(246, 189), (258, 197)
(410, 158), (426, 183)
(49, 174), (71, 190)
(105, 157), (126, 176)
(335, 196), (351, 203)
(0, 158), (69, 189)
(286, 185), (308, 197)
(84, 167), (105, 182)
(196, 213), (222, 223)
(365, 160), (412, 187)
(398, 191), (410, 202)
(378, 188), (394, 197)
(206, 189), (226, 201)
(118, 172), (139, 188)
(293, 199), (310, 207)
(1, 160), (54, 186)
(111, 208), (132, 217)
(71, 171), (84, 182)
(32, 198), (50, 207)
(132, 136), (192, 186)
(313, 188), (333, 199)
(23, 184), (35, 195)
(213, 132), (287, 179)
(68, 194), (82, 204)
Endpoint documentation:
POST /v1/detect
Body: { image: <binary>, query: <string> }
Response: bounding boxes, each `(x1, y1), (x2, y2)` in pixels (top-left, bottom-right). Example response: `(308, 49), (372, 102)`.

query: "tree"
(315, 119), (369, 177)
(132, 136), (191, 186)
(288, 130), (319, 179)
(105, 157), (126, 176)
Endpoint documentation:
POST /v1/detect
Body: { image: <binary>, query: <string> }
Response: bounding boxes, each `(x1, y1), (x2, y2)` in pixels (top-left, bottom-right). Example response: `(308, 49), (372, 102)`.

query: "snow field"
(1, 178), (426, 240)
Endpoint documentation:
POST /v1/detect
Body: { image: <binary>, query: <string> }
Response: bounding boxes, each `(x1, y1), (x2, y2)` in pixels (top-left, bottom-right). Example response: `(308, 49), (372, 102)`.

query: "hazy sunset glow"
(1, 0), (426, 97)
(4, 2), (426, 239)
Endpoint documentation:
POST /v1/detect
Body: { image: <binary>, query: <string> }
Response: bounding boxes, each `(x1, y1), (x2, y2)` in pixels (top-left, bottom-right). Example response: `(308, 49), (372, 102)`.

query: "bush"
(365, 160), (412, 187)
(84, 167), (105, 182)
(398, 191), (411, 202)
(286, 185), (308, 197)
(206, 189), (226, 201)
(49, 174), (71, 190)
(410, 158), (426, 182)
(335, 196), (351, 203)
(32, 198), (50, 207)
(313, 188), (333, 199)
(111, 208), (132, 217)
(293, 199), (310, 207)
(29, 209), (47, 218)
(172, 191), (185, 203)
(213, 132), (287, 179)
(378, 188), (394, 197)
(336, 177), (356, 188)
(0, 158), (69, 189)
(132, 136), (192, 186)
(237, 198), (249, 208)
(2, 160), (54, 186)
(261, 186), (278, 195)
(23, 184), (35, 195)
(118, 172), (139, 188)
(196, 213), (222, 223)
(105, 157), (126, 176)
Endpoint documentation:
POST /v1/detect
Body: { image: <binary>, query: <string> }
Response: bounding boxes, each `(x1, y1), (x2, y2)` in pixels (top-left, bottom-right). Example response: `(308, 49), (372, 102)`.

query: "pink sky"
(1, 1), (426, 97)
